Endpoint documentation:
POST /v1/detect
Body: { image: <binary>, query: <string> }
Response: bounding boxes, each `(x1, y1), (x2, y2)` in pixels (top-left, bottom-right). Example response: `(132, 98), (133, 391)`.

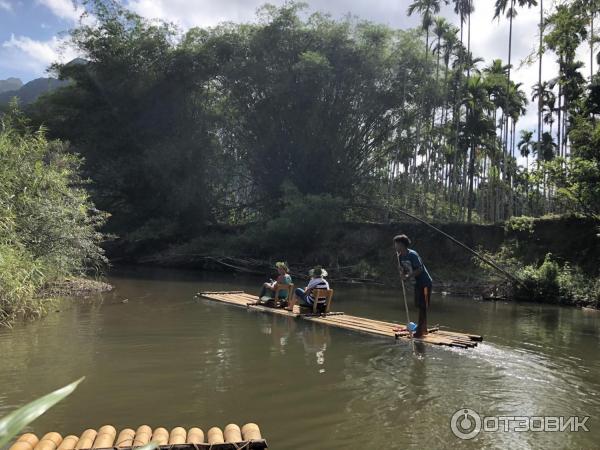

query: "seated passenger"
(287, 266), (329, 310)
(258, 261), (292, 305)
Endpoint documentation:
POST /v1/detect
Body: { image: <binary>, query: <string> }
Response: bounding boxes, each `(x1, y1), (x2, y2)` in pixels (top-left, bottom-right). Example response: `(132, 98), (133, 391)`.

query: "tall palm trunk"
(537, 0), (543, 155)
(591, 11), (595, 80)
(505, 0), (516, 219)
(452, 21), (465, 219)
(557, 82), (562, 158)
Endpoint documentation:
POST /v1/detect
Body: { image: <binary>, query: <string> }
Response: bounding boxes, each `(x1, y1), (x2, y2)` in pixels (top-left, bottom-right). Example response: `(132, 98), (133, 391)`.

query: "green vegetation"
(25, 0), (597, 245)
(1, 0), (599, 313)
(0, 104), (107, 326)
(0, 378), (158, 450)
(480, 247), (600, 307)
(0, 378), (83, 448)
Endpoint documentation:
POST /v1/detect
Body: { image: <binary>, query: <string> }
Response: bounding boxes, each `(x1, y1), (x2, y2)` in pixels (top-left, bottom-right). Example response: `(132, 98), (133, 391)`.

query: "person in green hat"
(258, 261), (293, 304)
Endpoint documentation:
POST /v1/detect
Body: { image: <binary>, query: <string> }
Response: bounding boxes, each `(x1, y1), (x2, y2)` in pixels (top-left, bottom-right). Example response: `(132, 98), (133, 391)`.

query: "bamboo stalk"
(75, 430), (96, 450)
(207, 428), (224, 445)
(92, 426), (116, 448)
(168, 428), (186, 445)
(223, 425), (242, 443)
(132, 426), (152, 446)
(241, 424), (261, 441)
(151, 428), (169, 446)
(115, 429), (135, 448)
(9, 434), (39, 450)
(56, 436), (78, 450)
(185, 428), (204, 444)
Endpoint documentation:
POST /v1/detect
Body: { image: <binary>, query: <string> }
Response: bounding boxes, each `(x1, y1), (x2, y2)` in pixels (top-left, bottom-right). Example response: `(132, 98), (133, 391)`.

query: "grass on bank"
(0, 104), (107, 327)
(480, 246), (600, 308)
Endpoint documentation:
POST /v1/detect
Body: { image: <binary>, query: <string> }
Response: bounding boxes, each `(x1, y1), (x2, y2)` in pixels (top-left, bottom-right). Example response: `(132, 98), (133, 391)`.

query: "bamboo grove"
(21, 0), (600, 243)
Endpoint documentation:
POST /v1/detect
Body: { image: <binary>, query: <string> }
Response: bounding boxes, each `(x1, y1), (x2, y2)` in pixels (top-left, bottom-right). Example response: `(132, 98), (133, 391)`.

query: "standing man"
(393, 234), (433, 338)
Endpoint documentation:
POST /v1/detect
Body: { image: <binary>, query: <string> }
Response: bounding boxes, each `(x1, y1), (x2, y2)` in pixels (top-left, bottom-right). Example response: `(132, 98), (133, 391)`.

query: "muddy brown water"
(1, 267), (599, 449)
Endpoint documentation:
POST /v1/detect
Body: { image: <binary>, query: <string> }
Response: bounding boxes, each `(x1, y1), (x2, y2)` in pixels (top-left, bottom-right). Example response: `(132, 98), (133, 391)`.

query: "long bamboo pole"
(396, 253), (416, 355)
(392, 207), (524, 286)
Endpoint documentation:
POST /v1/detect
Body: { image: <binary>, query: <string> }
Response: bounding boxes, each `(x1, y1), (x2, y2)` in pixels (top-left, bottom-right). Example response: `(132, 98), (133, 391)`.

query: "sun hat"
(308, 266), (328, 277)
(275, 261), (289, 272)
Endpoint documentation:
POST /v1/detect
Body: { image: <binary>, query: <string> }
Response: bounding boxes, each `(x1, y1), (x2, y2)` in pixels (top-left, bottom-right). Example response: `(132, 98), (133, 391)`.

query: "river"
(1, 267), (599, 449)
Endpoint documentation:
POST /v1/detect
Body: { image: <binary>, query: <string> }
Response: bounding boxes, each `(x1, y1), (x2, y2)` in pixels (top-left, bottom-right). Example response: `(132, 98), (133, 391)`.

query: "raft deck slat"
(198, 291), (481, 348)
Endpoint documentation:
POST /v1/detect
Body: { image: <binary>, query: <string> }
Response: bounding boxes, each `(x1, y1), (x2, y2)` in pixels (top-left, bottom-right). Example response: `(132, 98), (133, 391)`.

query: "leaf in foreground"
(135, 442), (159, 450)
(0, 377), (84, 448)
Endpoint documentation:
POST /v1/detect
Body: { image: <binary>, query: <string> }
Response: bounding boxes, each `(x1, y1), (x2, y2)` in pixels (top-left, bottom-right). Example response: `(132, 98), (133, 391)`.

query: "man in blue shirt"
(394, 234), (433, 338)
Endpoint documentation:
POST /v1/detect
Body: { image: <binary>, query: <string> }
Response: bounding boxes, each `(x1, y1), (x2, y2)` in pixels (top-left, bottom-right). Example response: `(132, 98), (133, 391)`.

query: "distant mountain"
(0, 77), (70, 106)
(0, 77), (23, 94)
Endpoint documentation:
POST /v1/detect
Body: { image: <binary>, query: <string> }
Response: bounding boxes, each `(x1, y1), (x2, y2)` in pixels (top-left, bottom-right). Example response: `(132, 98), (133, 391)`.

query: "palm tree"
(518, 129), (534, 170)
(433, 17), (450, 83)
(581, 0), (600, 78)
(517, 130), (533, 213)
(407, 0), (443, 184)
(537, 131), (557, 162)
(532, 81), (555, 136)
(462, 74), (496, 222)
(537, 0), (544, 164)
(408, 0), (443, 63)
(494, 0), (538, 178)
(544, 3), (588, 159)
(534, 131), (557, 207)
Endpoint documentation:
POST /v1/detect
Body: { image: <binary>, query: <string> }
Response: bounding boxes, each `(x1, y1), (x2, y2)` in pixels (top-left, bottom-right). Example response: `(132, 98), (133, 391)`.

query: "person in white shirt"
(286, 266), (329, 310)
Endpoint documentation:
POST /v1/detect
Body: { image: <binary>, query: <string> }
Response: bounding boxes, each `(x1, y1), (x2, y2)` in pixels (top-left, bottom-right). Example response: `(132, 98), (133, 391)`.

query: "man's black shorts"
(414, 285), (431, 309)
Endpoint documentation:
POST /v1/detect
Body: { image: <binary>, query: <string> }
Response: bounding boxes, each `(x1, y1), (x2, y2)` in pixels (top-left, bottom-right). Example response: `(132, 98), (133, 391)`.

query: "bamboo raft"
(198, 291), (482, 349)
(9, 424), (267, 450)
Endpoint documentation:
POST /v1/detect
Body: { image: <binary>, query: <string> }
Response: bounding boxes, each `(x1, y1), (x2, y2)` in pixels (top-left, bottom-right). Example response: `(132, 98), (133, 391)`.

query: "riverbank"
(0, 277), (113, 327)
(106, 215), (599, 304)
(41, 277), (114, 297)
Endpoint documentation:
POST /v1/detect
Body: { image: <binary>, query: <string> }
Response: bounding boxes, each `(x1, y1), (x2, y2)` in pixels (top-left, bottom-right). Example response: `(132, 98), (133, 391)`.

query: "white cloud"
(126, 0), (415, 30)
(127, 0), (265, 29)
(1, 34), (79, 74)
(37, 0), (86, 23)
(0, 0), (13, 12)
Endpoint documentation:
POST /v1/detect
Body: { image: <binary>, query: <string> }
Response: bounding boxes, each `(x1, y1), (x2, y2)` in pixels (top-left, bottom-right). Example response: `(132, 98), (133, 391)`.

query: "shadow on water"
(0, 266), (599, 450)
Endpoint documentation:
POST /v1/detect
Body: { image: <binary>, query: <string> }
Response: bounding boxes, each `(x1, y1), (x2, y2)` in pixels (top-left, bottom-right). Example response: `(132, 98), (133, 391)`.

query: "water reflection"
(298, 323), (330, 373)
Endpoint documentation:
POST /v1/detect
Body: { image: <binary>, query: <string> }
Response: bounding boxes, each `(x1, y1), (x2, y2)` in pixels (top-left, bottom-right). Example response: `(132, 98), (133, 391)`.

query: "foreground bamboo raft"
(198, 291), (482, 349)
(10, 424), (266, 450)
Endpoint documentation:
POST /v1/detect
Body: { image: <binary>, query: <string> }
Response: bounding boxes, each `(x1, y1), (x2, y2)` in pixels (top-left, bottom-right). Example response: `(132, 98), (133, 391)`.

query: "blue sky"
(0, 1), (87, 81)
(0, 0), (593, 136)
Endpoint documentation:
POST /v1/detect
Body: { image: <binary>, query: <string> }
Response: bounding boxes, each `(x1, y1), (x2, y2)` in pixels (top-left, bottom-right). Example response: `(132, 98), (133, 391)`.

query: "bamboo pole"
(74, 430), (96, 450)
(92, 426), (116, 448)
(9, 434), (39, 450)
(168, 428), (187, 445)
(185, 428), (204, 444)
(151, 428), (169, 445)
(223, 425), (242, 443)
(56, 436), (78, 450)
(241, 424), (261, 441)
(207, 428), (224, 445)
(392, 207), (524, 285)
(115, 429), (135, 448)
(133, 426), (152, 446)
(33, 433), (62, 450)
